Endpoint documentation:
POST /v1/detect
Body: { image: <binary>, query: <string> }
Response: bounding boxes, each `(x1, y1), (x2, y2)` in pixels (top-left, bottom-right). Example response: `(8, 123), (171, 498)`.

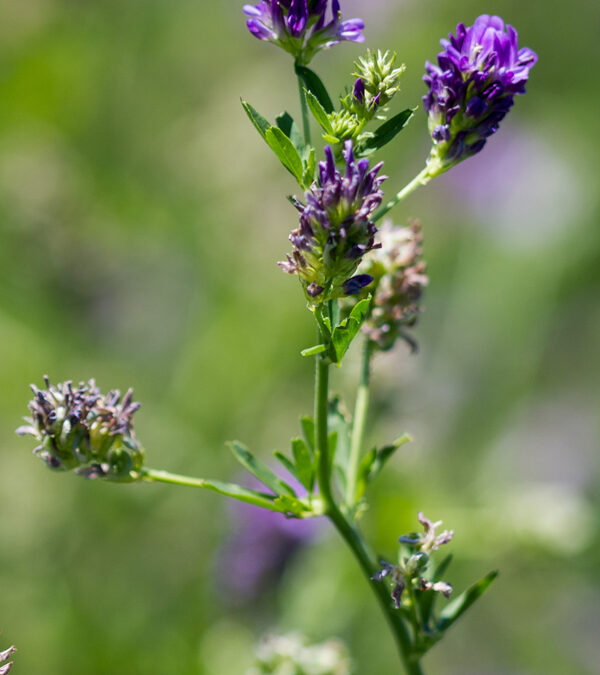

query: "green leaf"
(369, 434), (412, 481)
(273, 450), (300, 482)
(356, 448), (377, 499)
(303, 146), (316, 186)
(330, 297), (371, 362)
(265, 126), (305, 185)
(418, 554), (454, 627)
(301, 344), (327, 357)
(273, 494), (311, 517)
(359, 109), (415, 156)
(291, 438), (314, 491)
(196, 478), (281, 511)
(437, 571), (499, 633)
(228, 441), (297, 497)
(294, 64), (334, 113)
(241, 100), (271, 139)
(328, 397), (351, 477)
(304, 90), (335, 136)
(301, 416), (315, 453)
(276, 111), (305, 155)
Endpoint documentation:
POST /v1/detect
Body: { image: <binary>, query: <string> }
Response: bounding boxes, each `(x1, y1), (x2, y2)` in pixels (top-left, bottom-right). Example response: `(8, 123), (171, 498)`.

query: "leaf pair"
(241, 101), (314, 188)
(308, 297), (371, 363)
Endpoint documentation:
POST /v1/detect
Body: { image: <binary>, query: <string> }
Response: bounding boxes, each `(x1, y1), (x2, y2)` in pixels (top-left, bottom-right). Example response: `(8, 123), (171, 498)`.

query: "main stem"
(374, 167), (431, 222)
(345, 338), (373, 507)
(313, 324), (423, 675)
(297, 68), (312, 146)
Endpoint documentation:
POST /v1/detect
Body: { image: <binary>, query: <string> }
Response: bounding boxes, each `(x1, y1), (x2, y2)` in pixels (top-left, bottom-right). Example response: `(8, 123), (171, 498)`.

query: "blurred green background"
(1, 0), (599, 673)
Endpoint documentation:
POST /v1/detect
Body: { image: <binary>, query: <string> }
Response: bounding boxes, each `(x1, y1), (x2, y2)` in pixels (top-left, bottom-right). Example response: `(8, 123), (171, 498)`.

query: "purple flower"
(423, 15), (537, 174)
(279, 140), (386, 304)
(243, 1), (364, 64)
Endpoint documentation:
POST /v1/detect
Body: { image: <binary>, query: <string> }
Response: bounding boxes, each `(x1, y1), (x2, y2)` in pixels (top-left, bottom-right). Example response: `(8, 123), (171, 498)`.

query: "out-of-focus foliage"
(0, 1), (598, 674)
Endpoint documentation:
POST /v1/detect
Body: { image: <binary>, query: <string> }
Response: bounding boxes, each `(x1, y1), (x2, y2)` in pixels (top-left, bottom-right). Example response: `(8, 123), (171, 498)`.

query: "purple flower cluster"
(279, 140), (386, 303)
(243, 0), (364, 64)
(16, 377), (144, 480)
(423, 15), (537, 172)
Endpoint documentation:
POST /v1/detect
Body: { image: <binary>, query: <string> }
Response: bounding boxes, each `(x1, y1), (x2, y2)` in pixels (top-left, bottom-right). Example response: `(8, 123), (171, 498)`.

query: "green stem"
(345, 338), (374, 508)
(312, 315), (423, 674)
(297, 69), (312, 146)
(374, 167), (432, 222)
(140, 468), (212, 489)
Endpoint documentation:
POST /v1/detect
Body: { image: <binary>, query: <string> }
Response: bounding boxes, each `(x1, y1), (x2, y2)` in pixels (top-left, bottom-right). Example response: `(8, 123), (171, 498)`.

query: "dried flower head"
(243, 0), (364, 65)
(361, 220), (428, 352)
(0, 645), (16, 675)
(423, 15), (537, 174)
(16, 377), (144, 481)
(279, 140), (386, 304)
(372, 512), (454, 608)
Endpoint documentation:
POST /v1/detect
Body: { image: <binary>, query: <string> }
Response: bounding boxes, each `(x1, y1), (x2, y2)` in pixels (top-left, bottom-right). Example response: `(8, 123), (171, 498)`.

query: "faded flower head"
(243, 1), (364, 65)
(279, 140), (386, 304)
(372, 512), (454, 609)
(361, 220), (428, 352)
(0, 645), (16, 675)
(423, 15), (537, 174)
(246, 632), (352, 675)
(16, 376), (144, 481)
(349, 49), (405, 115)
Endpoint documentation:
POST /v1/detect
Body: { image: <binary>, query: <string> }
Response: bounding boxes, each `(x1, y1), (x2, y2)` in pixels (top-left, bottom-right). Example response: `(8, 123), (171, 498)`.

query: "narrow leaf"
(273, 450), (300, 482)
(356, 448), (377, 499)
(291, 438), (314, 491)
(368, 434), (412, 481)
(295, 64), (334, 113)
(276, 111), (305, 154)
(241, 100), (271, 139)
(359, 109), (415, 156)
(265, 126), (305, 185)
(228, 441), (297, 497)
(301, 416), (315, 453)
(437, 570), (499, 632)
(304, 90), (335, 135)
(196, 478), (281, 511)
(331, 297), (371, 362)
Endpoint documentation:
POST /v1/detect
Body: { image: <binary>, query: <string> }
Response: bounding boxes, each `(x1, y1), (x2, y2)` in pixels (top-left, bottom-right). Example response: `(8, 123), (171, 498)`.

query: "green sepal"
(228, 441), (297, 497)
(304, 89), (335, 136)
(295, 64), (334, 113)
(265, 126), (305, 186)
(357, 108), (415, 157)
(417, 553), (454, 628)
(241, 100), (271, 139)
(276, 111), (305, 155)
(437, 570), (499, 633)
(291, 438), (314, 491)
(300, 416), (315, 453)
(273, 494), (312, 518)
(330, 297), (371, 363)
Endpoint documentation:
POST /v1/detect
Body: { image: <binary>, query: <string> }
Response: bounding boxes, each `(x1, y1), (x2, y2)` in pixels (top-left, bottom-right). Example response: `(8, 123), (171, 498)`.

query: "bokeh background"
(0, 0), (598, 673)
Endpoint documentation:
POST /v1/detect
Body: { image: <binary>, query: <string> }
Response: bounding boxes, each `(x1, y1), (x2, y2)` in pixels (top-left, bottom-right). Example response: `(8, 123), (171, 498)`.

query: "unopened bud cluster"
(361, 220), (428, 352)
(349, 49), (405, 115)
(372, 512), (454, 609)
(16, 377), (144, 481)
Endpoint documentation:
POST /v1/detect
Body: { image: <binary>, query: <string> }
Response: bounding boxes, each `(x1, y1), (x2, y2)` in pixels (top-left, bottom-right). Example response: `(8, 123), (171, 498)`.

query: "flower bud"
(16, 377), (144, 481)
(351, 49), (405, 113)
(0, 645), (16, 675)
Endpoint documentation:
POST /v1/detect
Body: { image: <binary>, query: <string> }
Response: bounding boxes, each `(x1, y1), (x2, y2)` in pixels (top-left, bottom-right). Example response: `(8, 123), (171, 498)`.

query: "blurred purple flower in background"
(424, 15), (537, 174)
(243, 1), (364, 64)
(217, 477), (320, 605)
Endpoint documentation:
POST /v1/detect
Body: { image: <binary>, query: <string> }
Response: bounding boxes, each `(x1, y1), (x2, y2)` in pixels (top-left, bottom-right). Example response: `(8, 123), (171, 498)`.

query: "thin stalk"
(345, 338), (374, 508)
(297, 68), (312, 146)
(140, 468), (212, 489)
(374, 167), (431, 222)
